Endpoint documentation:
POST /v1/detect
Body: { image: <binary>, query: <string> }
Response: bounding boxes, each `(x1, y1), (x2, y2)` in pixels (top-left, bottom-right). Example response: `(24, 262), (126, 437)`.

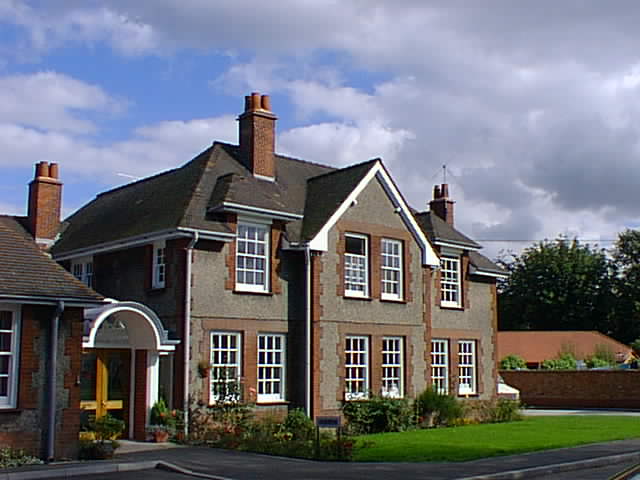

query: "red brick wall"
(238, 108), (276, 178)
(27, 176), (61, 242)
(133, 350), (148, 441)
(500, 370), (640, 408)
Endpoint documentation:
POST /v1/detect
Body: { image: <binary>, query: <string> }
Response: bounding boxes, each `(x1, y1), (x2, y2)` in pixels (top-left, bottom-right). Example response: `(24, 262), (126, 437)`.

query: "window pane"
(346, 236), (365, 255)
(0, 312), (11, 330)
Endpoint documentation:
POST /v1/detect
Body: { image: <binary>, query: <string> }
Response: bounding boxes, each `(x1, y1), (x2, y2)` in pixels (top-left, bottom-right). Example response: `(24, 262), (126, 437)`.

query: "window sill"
(439, 304), (464, 311)
(380, 298), (407, 304)
(256, 401), (290, 406)
(0, 408), (21, 413)
(343, 295), (372, 301)
(233, 290), (273, 296)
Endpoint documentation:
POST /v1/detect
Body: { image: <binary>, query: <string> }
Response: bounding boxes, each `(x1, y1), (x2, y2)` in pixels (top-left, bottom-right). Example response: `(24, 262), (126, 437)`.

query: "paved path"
(5, 437), (640, 479)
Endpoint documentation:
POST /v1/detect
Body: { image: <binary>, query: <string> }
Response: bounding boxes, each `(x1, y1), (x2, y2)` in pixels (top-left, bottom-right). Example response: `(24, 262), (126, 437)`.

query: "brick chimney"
(238, 92), (277, 180)
(429, 183), (455, 226)
(27, 161), (62, 246)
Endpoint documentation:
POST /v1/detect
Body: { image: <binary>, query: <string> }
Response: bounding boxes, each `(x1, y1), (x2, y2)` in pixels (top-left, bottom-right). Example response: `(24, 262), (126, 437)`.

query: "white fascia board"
(54, 228), (234, 261)
(308, 161), (439, 267)
(211, 202), (303, 221)
(469, 266), (508, 279)
(435, 240), (481, 251)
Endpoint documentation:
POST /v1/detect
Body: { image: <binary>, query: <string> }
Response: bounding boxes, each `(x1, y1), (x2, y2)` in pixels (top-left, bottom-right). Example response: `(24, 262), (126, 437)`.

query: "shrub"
(282, 408), (315, 441)
(500, 354), (527, 370)
(92, 414), (125, 442)
(586, 344), (616, 368)
(0, 447), (42, 469)
(586, 356), (612, 368)
(342, 396), (413, 434)
(415, 387), (464, 427)
(542, 352), (577, 370)
(490, 399), (523, 423)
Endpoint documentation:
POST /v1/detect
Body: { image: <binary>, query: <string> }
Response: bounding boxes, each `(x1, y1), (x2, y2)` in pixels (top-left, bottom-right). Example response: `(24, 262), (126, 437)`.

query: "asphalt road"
(540, 461), (638, 480)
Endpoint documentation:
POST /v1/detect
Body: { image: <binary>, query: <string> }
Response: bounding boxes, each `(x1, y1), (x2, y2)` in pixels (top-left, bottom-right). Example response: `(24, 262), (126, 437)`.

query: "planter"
(153, 430), (170, 443)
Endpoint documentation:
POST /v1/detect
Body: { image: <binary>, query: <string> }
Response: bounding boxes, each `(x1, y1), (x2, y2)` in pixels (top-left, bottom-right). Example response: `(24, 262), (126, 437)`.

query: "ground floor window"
(0, 306), (19, 408)
(257, 334), (285, 402)
(431, 339), (449, 394)
(381, 336), (403, 398)
(345, 336), (369, 400)
(210, 332), (241, 403)
(458, 340), (477, 395)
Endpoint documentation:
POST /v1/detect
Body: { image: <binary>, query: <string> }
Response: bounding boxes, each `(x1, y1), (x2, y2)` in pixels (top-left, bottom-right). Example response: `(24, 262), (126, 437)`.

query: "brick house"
(0, 163), (104, 459)
(48, 92), (504, 435)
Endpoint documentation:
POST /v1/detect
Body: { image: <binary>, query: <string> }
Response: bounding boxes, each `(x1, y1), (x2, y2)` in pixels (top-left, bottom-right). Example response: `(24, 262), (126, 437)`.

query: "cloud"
(0, 71), (123, 133)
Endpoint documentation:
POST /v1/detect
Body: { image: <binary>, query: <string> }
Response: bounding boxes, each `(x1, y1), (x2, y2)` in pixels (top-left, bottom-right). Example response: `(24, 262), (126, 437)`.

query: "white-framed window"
(236, 222), (269, 293)
(381, 336), (403, 398)
(71, 256), (93, 288)
(0, 305), (20, 409)
(152, 241), (166, 289)
(458, 340), (477, 395)
(210, 332), (241, 403)
(344, 234), (368, 297)
(381, 239), (403, 301)
(345, 335), (369, 400)
(257, 334), (285, 403)
(431, 339), (449, 394)
(440, 254), (461, 307)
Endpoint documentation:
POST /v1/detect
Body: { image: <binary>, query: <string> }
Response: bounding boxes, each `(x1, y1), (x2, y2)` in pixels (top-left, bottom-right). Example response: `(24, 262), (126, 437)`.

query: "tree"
(498, 238), (615, 333)
(611, 230), (640, 344)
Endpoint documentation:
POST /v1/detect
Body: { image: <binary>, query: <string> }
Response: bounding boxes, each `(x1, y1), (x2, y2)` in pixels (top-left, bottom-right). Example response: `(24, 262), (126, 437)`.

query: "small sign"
(316, 416), (341, 428)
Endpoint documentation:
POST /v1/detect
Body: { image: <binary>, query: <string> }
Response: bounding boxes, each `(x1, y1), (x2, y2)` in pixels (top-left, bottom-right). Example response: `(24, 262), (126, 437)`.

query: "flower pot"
(153, 430), (170, 443)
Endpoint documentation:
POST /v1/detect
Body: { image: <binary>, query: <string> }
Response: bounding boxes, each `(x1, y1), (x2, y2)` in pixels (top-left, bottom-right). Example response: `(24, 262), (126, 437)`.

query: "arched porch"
(80, 301), (179, 440)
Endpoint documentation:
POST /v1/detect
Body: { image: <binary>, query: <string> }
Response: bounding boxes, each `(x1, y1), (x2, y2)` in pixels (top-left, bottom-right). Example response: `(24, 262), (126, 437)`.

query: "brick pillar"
(27, 161), (62, 246)
(238, 92), (277, 179)
(133, 350), (148, 441)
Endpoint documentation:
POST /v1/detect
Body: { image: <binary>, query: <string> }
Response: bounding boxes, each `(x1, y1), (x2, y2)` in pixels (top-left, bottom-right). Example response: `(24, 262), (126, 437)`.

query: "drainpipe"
(304, 246), (312, 417)
(45, 300), (64, 462)
(183, 232), (198, 437)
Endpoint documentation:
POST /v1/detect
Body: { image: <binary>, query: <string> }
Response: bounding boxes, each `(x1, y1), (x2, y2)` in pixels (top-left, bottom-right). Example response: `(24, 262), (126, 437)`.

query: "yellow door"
(80, 350), (130, 427)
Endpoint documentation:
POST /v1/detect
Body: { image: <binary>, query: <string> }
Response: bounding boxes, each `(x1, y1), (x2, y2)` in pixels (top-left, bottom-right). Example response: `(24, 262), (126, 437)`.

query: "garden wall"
(500, 370), (640, 409)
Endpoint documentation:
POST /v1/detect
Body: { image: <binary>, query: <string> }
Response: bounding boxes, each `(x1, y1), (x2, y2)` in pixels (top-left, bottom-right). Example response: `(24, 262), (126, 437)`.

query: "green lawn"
(354, 416), (640, 462)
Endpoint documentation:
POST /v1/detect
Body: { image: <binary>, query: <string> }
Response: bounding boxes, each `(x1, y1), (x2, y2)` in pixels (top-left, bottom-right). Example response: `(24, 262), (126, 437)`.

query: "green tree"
(498, 238), (615, 333)
(611, 230), (640, 344)
(500, 354), (527, 370)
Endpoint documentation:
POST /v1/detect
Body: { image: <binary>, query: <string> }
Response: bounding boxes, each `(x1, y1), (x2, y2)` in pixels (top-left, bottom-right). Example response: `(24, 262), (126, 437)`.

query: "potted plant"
(80, 414), (125, 459)
(146, 424), (172, 443)
(149, 398), (177, 442)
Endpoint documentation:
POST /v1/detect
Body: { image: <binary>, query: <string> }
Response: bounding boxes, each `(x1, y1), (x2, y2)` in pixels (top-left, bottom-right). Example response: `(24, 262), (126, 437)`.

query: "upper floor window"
(236, 222), (269, 293)
(152, 241), (166, 289)
(344, 234), (368, 297)
(0, 306), (19, 409)
(257, 333), (285, 403)
(431, 339), (449, 394)
(345, 335), (369, 400)
(71, 256), (93, 288)
(458, 340), (477, 395)
(440, 254), (461, 307)
(210, 332), (241, 403)
(381, 336), (404, 398)
(381, 239), (403, 301)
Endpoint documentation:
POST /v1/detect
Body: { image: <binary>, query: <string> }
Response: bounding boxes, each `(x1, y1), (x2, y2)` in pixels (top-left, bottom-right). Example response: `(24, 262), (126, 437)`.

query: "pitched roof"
(0, 215), (103, 303)
(52, 142), (334, 255)
(469, 251), (506, 276)
(301, 159), (378, 242)
(414, 211), (481, 249)
(497, 331), (635, 364)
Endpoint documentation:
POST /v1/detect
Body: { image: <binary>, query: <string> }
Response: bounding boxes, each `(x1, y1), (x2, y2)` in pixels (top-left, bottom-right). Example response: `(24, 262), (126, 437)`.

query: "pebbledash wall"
(431, 275), (498, 401)
(315, 177), (428, 416)
(0, 305), (84, 459)
(501, 370), (640, 409)
(188, 223), (295, 418)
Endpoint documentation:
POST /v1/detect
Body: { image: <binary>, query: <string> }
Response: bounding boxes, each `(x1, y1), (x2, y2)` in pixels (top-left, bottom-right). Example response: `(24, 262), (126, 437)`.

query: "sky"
(2, 1), (640, 260)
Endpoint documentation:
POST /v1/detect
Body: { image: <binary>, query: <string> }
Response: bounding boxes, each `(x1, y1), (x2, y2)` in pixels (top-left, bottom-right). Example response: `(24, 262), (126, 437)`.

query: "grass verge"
(354, 416), (640, 462)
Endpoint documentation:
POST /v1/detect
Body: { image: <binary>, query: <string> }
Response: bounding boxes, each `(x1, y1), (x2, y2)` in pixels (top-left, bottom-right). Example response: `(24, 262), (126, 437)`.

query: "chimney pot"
(251, 92), (261, 110)
(27, 161), (62, 246)
(261, 94), (271, 111)
(244, 95), (251, 112)
(36, 161), (49, 178)
(441, 183), (449, 197)
(49, 163), (59, 179)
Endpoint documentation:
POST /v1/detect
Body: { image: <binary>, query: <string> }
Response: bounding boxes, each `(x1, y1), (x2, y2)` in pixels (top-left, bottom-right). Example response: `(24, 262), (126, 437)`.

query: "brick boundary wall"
(500, 370), (640, 409)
